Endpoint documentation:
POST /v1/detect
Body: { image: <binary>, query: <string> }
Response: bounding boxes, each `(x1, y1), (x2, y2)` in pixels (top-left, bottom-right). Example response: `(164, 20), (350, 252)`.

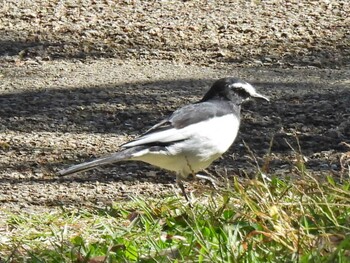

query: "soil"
(0, 1), (349, 216)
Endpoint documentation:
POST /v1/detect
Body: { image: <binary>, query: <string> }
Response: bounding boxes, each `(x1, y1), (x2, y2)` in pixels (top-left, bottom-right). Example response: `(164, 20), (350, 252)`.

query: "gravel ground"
(1, 0), (349, 67)
(0, 1), (349, 214)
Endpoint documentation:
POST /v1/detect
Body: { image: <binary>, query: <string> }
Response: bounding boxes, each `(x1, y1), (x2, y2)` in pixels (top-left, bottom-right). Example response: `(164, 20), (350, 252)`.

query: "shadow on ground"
(1, 77), (349, 178)
(1, 34), (349, 68)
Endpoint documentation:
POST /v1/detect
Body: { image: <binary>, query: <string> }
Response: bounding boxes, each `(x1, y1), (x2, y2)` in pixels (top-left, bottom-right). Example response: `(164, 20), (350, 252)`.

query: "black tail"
(58, 148), (136, 176)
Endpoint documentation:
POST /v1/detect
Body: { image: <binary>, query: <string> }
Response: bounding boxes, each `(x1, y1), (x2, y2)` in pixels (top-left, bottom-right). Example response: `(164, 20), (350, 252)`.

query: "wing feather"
(122, 101), (236, 148)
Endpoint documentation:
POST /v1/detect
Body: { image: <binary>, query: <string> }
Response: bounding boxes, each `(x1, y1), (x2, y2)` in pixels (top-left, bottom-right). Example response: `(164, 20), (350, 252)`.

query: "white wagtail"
(58, 77), (269, 200)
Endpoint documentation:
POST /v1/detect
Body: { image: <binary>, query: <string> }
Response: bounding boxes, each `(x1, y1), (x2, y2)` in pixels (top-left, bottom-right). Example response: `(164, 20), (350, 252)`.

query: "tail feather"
(58, 148), (136, 176)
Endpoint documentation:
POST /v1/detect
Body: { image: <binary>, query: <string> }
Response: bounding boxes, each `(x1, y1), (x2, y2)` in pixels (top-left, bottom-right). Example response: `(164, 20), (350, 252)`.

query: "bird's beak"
(252, 92), (270, 102)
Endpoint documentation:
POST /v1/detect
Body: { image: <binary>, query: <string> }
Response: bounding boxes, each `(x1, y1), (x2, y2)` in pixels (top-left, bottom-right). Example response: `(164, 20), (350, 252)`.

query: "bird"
(58, 77), (269, 201)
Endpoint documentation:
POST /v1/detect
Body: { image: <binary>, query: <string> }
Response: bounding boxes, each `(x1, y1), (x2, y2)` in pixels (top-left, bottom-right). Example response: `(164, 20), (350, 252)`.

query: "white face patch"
(230, 82), (269, 101)
(230, 82), (256, 95)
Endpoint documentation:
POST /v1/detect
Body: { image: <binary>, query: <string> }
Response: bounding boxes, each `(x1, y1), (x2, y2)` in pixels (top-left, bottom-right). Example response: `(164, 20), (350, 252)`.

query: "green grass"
(1, 173), (350, 262)
(1, 151), (350, 262)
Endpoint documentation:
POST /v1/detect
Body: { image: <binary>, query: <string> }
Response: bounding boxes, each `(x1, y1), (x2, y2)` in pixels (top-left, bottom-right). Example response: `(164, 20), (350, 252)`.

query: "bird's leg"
(176, 174), (190, 203)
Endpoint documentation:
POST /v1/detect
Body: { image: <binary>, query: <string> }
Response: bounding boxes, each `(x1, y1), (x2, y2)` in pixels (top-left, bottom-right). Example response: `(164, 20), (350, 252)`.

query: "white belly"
(131, 114), (240, 177)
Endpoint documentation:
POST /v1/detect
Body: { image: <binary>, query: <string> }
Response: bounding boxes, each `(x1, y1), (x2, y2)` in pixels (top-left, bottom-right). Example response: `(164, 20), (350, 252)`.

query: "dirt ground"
(0, 1), (349, 215)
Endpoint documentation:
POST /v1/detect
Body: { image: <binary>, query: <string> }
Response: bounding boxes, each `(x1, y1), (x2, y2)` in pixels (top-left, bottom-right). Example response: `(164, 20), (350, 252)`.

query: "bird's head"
(201, 78), (269, 104)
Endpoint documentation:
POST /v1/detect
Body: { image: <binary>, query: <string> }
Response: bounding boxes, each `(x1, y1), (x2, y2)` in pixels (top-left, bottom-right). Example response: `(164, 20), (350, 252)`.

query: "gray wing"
(122, 101), (234, 148)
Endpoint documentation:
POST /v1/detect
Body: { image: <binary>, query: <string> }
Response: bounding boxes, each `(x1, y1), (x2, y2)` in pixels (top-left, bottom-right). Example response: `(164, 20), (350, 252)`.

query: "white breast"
(131, 114), (240, 177)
